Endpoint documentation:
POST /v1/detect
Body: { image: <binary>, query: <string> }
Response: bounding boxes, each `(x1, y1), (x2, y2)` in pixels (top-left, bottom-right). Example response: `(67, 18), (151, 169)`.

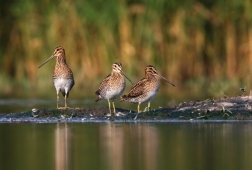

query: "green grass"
(0, 0), (252, 100)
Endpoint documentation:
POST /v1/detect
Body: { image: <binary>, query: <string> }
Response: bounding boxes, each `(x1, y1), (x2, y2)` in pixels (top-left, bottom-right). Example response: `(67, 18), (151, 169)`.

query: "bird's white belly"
(53, 78), (72, 92)
(104, 87), (125, 100)
(130, 90), (158, 103)
(54, 78), (68, 87)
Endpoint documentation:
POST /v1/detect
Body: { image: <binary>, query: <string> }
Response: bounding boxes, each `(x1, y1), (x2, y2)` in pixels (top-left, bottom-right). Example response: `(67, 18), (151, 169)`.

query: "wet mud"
(1, 96), (252, 123)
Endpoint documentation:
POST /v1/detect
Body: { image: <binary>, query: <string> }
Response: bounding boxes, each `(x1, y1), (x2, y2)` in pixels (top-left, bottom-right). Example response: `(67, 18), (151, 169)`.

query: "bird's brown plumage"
(38, 46), (74, 108)
(120, 65), (175, 112)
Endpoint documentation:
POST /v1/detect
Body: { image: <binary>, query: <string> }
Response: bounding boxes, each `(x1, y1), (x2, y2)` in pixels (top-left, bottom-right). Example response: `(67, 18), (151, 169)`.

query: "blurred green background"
(1, 0), (252, 101)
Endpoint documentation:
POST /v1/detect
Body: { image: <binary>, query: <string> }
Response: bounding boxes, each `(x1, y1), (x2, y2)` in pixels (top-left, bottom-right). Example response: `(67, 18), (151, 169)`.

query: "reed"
(0, 0), (252, 100)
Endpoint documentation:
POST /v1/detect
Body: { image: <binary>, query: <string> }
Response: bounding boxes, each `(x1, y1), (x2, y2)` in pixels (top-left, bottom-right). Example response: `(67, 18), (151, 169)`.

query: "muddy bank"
(1, 96), (252, 123)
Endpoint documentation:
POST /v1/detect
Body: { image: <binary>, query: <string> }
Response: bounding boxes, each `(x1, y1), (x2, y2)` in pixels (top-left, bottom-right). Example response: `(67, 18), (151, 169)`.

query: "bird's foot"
(104, 113), (112, 116)
(57, 107), (70, 110)
(115, 112), (126, 116)
(143, 107), (151, 112)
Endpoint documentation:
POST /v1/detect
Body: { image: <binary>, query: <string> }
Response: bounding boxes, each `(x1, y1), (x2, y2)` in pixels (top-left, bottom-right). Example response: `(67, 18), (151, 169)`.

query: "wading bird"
(38, 46), (74, 108)
(120, 65), (175, 113)
(95, 62), (133, 115)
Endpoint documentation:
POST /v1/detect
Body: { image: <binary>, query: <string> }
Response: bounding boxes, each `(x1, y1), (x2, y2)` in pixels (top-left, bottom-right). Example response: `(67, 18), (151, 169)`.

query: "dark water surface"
(0, 98), (93, 114)
(0, 122), (252, 170)
(0, 98), (173, 114)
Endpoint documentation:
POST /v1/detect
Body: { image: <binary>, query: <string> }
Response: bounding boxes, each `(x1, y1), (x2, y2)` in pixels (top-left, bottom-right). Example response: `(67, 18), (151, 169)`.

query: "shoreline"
(1, 96), (252, 123)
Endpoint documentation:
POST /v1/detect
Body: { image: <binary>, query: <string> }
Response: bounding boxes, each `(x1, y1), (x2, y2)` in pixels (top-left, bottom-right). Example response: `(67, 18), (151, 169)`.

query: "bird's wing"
(95, 74), (111, 93)
(125, 78), (147, 98)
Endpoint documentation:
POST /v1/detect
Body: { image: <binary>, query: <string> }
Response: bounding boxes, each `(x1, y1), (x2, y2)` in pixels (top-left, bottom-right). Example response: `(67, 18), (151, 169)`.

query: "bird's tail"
(95, 97), (100, 102)
(95, 90), (101, 102)
(120, 95), (127, 102)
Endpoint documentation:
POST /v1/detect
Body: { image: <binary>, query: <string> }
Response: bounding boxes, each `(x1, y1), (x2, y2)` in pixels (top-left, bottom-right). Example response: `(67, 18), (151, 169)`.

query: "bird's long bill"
(120, 70), (133, 85)
(38, 55), (54, 68)
(157, 73), (175, 87)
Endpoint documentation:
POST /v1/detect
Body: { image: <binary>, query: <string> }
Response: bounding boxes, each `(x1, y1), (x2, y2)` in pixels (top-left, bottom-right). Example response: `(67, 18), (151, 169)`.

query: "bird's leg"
(107, 99), (112, 115)
(137, 103), (140, 113)
(147, 102), (151, 111)
(64, 95), (67, 108)
(57, 94), (59, 109)
(112, 101), (116, 114)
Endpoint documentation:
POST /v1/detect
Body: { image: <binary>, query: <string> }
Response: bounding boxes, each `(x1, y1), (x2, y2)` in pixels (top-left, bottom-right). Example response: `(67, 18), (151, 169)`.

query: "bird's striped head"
(145, 65), (158, 75)
(52, 46), (65, 57)
(112, 62), (123, 73)
(145, 65), (175, 87)
(112, 62), (133, 85)
(38, 46), (66, 68)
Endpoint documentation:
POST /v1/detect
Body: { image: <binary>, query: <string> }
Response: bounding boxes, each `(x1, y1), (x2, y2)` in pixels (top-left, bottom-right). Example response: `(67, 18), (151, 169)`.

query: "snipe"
(120, 65), (175, 113)
(38, 46), (74, 109)
(95, 62), (133, 115)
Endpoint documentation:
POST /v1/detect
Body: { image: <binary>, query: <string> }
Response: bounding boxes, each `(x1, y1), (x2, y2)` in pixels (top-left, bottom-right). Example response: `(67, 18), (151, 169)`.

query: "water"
(0, 98), (173, 114)
(0, 122), (252, 170)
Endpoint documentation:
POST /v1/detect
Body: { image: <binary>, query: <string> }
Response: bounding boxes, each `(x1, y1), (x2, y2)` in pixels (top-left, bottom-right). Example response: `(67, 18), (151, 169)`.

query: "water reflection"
(99, 124), (158, 170)
(100, 124), (125, 170)
(1, 123), (252, 170)
(55, 123), (70, 170)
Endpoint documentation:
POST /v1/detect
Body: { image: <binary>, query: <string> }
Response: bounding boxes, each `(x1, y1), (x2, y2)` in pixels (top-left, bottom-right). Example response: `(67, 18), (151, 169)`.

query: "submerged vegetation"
(1, 0), (252, 100)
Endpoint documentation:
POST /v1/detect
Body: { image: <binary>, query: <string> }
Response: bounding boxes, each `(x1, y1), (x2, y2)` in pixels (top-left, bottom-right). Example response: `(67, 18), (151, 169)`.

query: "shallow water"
(0, 98), (91, 114)
(0, 98), (173, 114)
(0, 122), (252, 170)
